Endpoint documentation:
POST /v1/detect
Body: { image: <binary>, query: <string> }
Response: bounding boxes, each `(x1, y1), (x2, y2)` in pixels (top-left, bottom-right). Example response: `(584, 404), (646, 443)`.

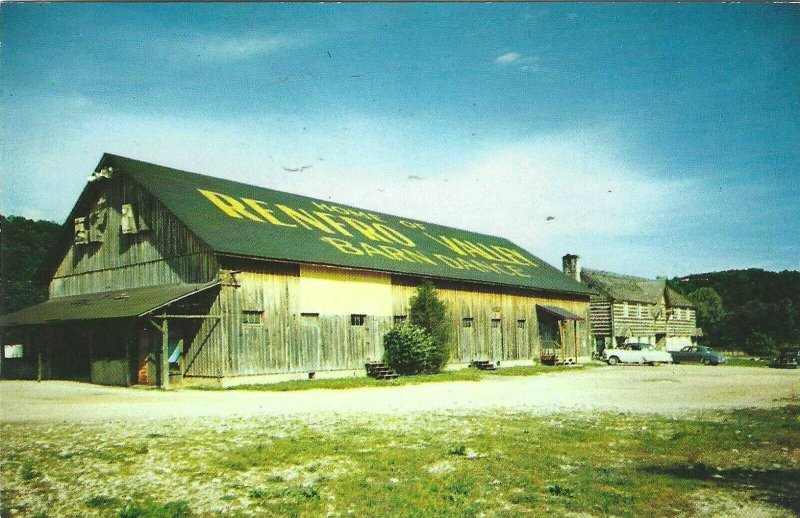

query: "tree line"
(1, 215), (61, 315)
(670, 269), (800, 355)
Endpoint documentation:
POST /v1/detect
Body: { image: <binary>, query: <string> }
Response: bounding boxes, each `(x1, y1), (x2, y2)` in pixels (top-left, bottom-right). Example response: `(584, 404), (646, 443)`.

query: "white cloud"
(495, 52), (522, 65)
(173, 33), (312, 62)
(495, 51), (537, 69)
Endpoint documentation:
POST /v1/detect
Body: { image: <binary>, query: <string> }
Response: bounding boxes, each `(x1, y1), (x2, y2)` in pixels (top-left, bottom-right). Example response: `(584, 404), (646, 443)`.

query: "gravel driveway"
(2, 365), (798, 424)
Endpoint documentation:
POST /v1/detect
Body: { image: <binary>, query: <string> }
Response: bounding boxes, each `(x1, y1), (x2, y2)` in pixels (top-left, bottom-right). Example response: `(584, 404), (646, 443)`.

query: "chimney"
(563, 254), (581, 282)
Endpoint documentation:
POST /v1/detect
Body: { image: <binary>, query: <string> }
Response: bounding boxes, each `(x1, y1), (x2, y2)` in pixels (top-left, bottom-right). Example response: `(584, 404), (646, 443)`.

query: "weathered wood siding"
(610, 301), (662, 338)
(667, 308), (697, 336)
(392, 276), (591, 363)
(588, 295), (612, 336)
(181, 287), (227, 378)
(607, 299), (697, 342)
(224, 263), (395, 375)
(221, 262), (591, 377)
(50, 175), (219, 297)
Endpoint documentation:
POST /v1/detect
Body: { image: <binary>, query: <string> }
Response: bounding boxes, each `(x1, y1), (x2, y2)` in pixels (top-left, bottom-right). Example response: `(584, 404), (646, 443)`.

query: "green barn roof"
(97, 154), (591, 296)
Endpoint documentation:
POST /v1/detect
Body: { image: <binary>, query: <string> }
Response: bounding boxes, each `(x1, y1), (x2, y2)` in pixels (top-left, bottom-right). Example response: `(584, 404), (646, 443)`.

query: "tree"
(383, 282), (452, 375)
(671, 269), (800, 351)
(1, 215), (62, 315)
(688, 287), (725, 344)
(744, 331), (777, 357)
(408, 282), (452, 370)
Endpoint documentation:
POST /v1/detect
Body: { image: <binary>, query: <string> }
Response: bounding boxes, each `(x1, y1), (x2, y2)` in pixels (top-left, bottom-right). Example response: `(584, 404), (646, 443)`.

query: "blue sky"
(1, 3), (798, 277)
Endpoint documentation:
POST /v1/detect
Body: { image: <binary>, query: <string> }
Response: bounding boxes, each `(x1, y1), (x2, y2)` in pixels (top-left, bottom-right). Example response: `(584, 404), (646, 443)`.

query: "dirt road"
(2, 365), (798, 424)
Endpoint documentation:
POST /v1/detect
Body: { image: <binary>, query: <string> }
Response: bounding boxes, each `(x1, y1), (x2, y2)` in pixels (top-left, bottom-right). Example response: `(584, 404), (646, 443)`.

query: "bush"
(744, 331), (778, 357)
(384, 282), (453, 375)
(383, 324), (439, 375)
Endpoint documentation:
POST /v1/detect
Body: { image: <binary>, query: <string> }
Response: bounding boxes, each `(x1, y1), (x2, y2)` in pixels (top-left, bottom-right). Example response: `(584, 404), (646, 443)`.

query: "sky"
(1, 3), (798, 278)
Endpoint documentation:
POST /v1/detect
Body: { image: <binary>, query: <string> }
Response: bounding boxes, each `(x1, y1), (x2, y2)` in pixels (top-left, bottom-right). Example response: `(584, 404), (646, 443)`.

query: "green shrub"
(19, 461), (40, 481)
(383, 324), (439, 375)
(744, 331), (778, 357)
(409, 282), (452, 356)
(384, 281), (452, 374)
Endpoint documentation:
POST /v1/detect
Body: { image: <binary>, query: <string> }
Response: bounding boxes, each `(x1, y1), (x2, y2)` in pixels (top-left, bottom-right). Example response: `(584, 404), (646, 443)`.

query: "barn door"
(301, 314), (322, 371)
(460, 317), (474, 362)
(490, 318), (503, 361)
(515, 319), (529, 360)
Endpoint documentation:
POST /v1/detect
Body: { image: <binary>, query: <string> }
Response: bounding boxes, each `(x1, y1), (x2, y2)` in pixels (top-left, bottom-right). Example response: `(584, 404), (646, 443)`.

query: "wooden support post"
(161, 318), (169, 390)
(87, 327), (93, 382)
(125, 334), (132, 387)
(37, 352), (43, 382)
(574, 320), (579, 362)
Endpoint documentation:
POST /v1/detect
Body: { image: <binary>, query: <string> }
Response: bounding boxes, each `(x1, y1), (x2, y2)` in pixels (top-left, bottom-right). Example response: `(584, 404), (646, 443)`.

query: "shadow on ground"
(642, 463), (800, 514)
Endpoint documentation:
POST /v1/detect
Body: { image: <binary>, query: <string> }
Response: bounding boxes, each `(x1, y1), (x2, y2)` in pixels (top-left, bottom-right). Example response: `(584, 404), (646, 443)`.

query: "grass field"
(2, 404), (798, 517)
(191, 364), (590, 392)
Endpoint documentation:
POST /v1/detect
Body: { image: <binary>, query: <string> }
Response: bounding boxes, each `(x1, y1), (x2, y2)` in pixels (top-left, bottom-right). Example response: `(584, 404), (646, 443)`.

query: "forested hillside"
(1, 215), (61, 315)
(670, 269), (800, 354)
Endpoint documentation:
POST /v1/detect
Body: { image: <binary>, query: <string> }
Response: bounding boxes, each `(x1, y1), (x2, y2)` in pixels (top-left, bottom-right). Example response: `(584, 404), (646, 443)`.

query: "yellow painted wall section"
(299, 265), (393, 316)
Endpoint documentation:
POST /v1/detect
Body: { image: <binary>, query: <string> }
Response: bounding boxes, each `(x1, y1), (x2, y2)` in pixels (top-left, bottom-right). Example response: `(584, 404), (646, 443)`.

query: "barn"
(1, 154), (592, 387)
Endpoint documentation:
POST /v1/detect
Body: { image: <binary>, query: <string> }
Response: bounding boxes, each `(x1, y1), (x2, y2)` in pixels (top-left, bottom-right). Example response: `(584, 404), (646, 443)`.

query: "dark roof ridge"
(581, 268), (661, 283)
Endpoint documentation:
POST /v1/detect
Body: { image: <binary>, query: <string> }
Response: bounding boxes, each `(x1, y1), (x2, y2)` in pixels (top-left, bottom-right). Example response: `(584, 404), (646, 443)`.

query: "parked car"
(603, 343), (673, 366)
(670, 346), (727, 365)
(770, 349), (799, 369)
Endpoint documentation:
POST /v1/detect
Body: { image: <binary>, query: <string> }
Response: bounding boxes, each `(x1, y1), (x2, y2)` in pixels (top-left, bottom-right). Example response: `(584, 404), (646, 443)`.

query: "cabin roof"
(581, 268), (693, 307)
(94, 154), (590, 296)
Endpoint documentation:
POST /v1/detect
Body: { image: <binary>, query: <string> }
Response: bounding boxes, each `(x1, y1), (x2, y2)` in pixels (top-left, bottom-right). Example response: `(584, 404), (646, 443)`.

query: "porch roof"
(0, 282), (220, 327)
(536, 304), (585, 321)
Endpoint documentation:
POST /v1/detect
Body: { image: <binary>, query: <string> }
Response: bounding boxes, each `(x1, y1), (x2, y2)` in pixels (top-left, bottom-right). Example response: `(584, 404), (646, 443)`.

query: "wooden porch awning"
(536, 304), (584, 321)
(0, 281), (220, 327)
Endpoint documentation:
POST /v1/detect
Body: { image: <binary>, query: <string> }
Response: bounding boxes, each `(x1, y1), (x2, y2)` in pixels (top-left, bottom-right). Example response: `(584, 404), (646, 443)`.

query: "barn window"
(394, 315), (407, 324)
(4, 344), (23, 358)
(462, 317), (473, 328)
(350, 314), (366, 326)
(88, 208), (107, 243)
(74, 217), (88, 245)
(517, 319), (526, 329)
(242, 310), (263, 326)
(121, 203), (149, 234)
(492, 318), (501, 328)
(622, 302), (629, 317)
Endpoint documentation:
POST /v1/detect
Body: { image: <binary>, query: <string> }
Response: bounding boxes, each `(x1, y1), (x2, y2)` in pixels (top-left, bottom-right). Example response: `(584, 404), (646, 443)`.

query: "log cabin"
(1, 154), (592, 387)
(562, 254), (701, 353)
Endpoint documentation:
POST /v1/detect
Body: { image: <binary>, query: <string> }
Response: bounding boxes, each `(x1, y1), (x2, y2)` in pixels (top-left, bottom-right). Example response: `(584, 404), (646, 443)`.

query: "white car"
(603, 342), (673, 366)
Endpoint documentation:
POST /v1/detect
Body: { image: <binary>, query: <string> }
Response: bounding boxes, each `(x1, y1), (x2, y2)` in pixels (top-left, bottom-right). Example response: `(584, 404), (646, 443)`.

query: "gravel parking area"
(2, 365), (798, 424)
